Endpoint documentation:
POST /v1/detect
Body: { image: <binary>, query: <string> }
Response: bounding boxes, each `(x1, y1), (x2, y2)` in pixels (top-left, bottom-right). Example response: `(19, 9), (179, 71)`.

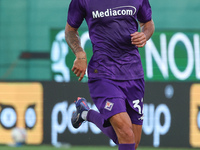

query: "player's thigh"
(110, 112), (132, 128)
(132, 124), (142, 147)
(109, 112), (135, 143)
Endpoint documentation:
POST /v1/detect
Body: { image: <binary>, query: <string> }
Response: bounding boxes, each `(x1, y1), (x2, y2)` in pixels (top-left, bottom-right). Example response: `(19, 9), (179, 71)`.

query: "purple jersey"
(67, 0), (152, 80)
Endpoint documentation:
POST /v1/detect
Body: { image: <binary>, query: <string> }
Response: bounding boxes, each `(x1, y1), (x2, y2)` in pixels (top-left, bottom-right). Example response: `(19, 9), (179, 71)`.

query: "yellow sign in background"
(190, 84), (200, 147)
(0, 82), (43, 144)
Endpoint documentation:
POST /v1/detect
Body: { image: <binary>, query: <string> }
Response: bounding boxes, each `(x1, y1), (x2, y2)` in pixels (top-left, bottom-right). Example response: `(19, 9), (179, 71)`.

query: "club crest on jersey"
(104, 101), (114, 111)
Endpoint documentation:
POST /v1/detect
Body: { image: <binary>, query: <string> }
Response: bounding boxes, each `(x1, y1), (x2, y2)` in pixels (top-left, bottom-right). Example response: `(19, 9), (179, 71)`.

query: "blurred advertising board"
(0, 82), (43, 144)
(50, 29), (200, 82)
(1, 82), (200, 148)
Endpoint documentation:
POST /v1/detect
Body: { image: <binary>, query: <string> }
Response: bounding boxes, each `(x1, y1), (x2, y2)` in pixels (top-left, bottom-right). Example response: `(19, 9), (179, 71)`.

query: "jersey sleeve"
(67, 0), (86, 28)
(137, 0), (152, 23)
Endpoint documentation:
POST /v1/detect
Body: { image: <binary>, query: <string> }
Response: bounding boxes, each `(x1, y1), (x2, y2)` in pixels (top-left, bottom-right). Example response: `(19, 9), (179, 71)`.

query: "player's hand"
(130, 32), (147, 48)
(72, 51), (87, 81)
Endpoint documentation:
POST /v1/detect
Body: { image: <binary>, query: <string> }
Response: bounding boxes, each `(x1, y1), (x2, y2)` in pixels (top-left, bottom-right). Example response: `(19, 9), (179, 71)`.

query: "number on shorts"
(132, 99), (142, 114)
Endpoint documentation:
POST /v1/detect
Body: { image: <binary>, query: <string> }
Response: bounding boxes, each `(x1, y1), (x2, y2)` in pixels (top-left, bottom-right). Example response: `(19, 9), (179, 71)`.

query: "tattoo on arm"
(65, 30), (83, 54)
(65, 24), (84, 54)
(77, 57), (86, 60)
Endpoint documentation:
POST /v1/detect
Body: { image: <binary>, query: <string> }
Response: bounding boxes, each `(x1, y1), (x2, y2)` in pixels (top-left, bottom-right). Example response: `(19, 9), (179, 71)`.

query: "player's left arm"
(131, 19), (155, 48)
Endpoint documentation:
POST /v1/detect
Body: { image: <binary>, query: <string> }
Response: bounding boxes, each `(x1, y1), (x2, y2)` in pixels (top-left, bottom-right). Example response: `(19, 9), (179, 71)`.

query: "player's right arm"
(65, 23), (87, 81)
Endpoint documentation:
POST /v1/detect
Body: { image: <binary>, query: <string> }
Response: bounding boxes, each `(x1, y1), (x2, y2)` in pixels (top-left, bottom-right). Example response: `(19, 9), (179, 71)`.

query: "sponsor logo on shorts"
(104, 101), (114, 111)
(138, 115), (144, 121)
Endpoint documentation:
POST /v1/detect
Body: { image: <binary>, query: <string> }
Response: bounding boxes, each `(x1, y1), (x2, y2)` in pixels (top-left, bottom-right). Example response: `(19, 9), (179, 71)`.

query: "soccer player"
(65, 0), (155, 149)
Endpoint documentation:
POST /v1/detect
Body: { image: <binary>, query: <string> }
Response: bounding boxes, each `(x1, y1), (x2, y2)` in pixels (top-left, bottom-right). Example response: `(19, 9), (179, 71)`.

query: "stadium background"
(0, 0), (200, 149)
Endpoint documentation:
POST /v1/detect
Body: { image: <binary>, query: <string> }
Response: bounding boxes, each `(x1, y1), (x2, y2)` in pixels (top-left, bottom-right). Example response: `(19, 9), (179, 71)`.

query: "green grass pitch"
(0, 145), (200, 150)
